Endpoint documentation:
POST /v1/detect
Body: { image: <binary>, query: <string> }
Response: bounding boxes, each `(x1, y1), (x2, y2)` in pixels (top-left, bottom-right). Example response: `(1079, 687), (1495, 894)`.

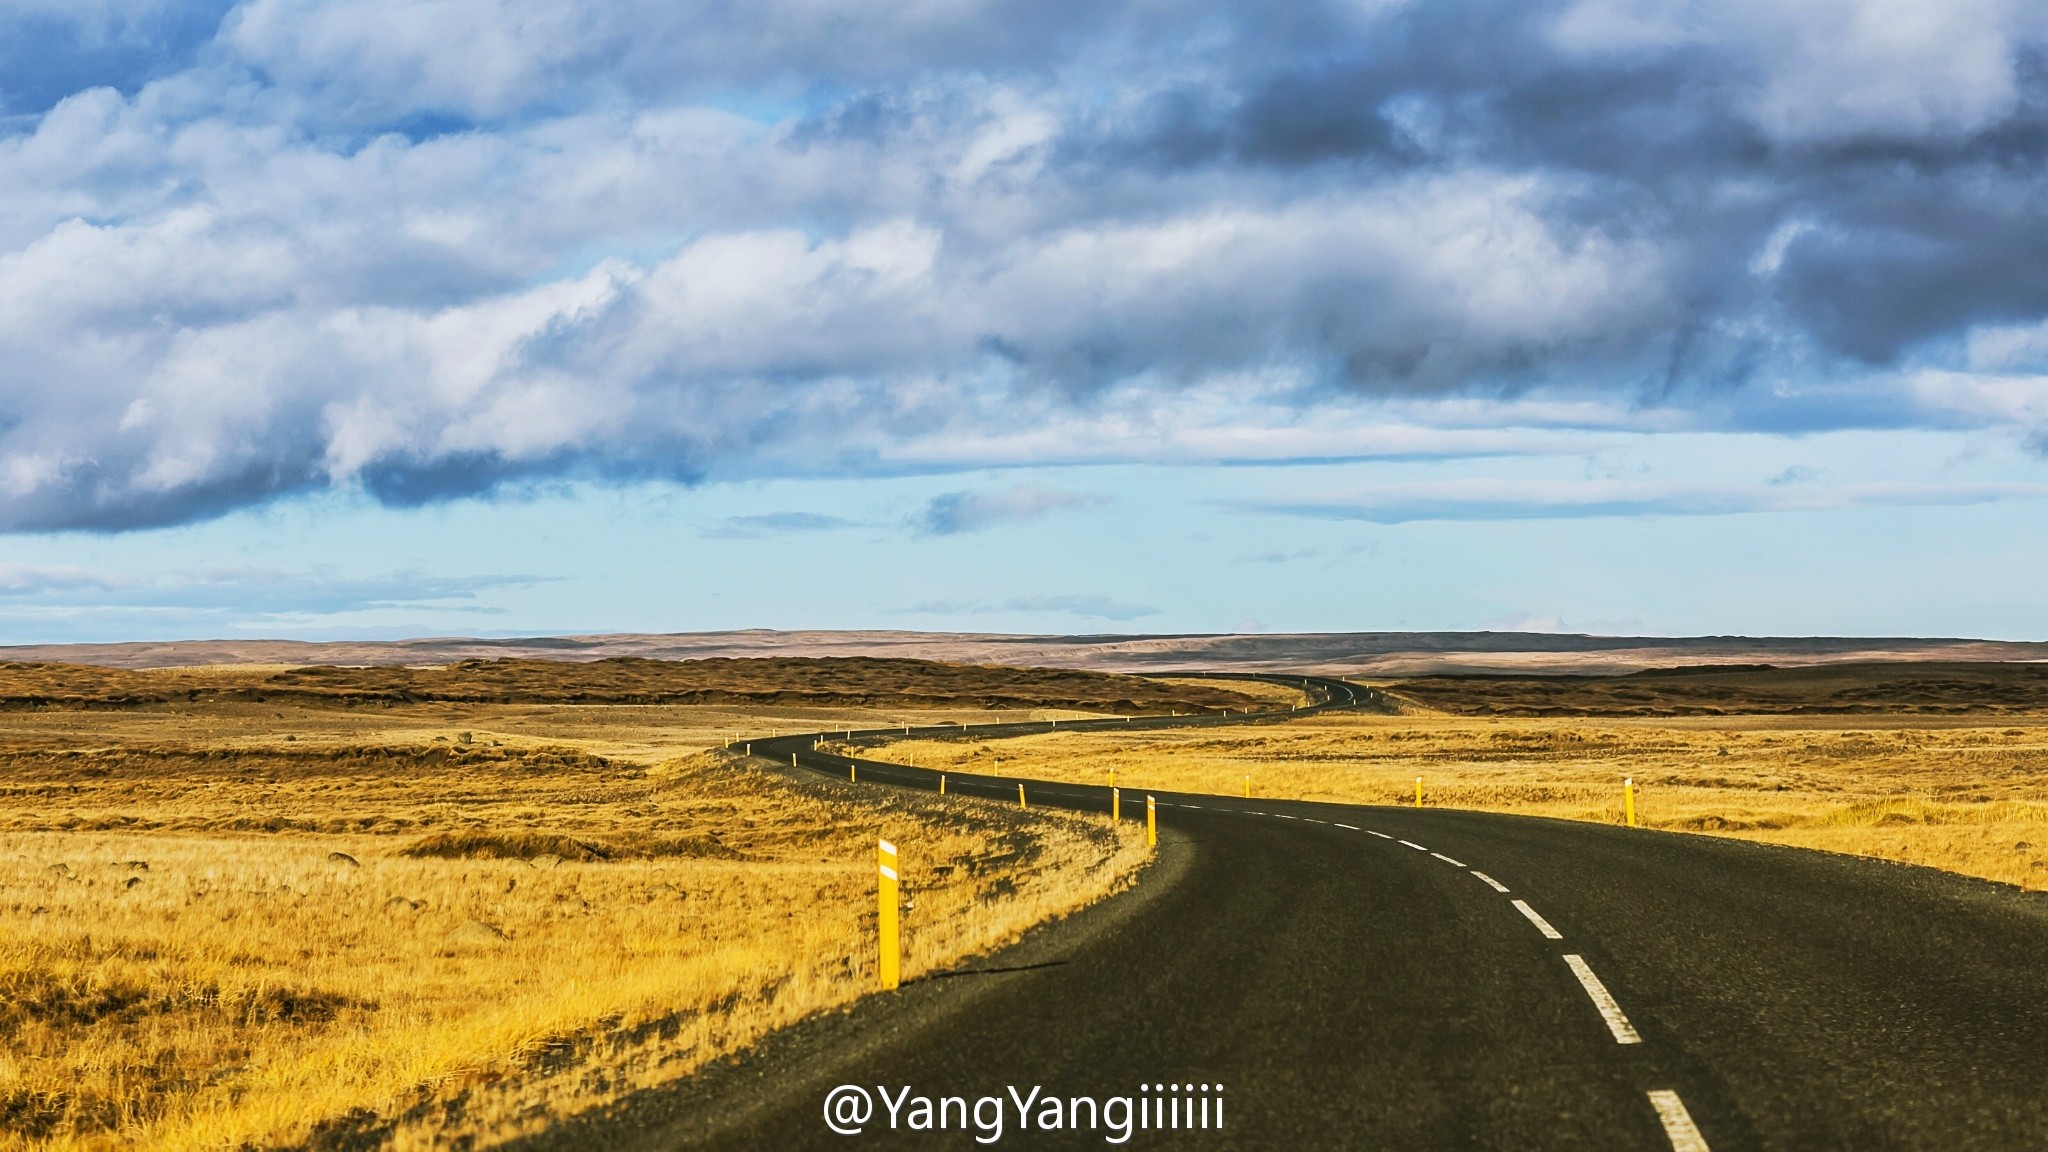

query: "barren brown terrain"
(9, 629), (2048, 676)
(1384, 661), (2048, 715)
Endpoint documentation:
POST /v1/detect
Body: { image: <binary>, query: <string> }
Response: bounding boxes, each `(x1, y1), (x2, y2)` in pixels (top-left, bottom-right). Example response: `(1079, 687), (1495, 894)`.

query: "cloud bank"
(4, 0), (2048, 530)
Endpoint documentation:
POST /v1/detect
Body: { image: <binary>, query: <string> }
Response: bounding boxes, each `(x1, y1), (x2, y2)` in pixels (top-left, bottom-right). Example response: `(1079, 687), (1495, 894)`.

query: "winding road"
(519, 676), (2048, 1151)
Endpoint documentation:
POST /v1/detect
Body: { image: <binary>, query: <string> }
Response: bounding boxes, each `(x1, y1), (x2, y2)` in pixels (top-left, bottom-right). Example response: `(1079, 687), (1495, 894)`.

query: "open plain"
(869, 664), (2048, 892)
(0, 658), (1268, 1150)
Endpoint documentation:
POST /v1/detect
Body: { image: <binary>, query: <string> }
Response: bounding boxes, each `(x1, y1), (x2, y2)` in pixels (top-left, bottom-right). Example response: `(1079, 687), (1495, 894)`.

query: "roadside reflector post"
(1415, 777), (1423, 808)
(1243, 773), (1250, 798)
(877, 839), (900, 991)
(1018, 782), (1027, 809)
(793, 753), (798, 768)
(851, 763), (857, 783)
(939, 773), (946, 795)
(1113, 786), (1121, 822)
(1146, 796), (1157, 846)
(1624, 778), (1637, 827)
(1108, 768), (1115, 787)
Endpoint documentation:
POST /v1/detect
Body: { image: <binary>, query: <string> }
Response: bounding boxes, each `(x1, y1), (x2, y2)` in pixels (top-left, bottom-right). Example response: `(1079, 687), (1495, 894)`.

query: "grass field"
(0, 661), (1207, 1151)
(14, 657), (2045, 1148)
(881, 705), (2048, 892)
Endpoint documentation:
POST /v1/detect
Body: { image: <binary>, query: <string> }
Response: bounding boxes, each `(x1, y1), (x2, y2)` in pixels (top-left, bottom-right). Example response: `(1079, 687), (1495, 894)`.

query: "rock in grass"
(328, 851), (361, 867)
(448, 919), (509, 945)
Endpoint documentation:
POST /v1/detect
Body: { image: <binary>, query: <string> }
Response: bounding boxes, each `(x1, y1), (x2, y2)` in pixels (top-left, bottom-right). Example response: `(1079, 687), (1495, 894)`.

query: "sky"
(2, 0), (2048, 643)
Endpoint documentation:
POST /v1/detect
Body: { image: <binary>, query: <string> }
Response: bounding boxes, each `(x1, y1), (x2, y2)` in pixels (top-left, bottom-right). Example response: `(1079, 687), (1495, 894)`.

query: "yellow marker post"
(1018, 782), (1027, 809)
(1624, 777), (1637, 827)
(793, 753), (798, 768)
(1243, 773), (1251, 798)
(939, 773), (946, 795)
(1108, 769), (1116, 787)
(1112, 786), (1121, 823)
(877, 839), (900, 991)
(1415, 777), (1423, 808)
(1146, 795), (1157, 846)
(851, 763), (857, 783)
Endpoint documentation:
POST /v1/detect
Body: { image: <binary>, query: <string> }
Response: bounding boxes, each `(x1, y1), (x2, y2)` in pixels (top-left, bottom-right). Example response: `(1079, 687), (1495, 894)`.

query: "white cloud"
(0, 0), (2044, 532)
(1241, 476), (2048, 522)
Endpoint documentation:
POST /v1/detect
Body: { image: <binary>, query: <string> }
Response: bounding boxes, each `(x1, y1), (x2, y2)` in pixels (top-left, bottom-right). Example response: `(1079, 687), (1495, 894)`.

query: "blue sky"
(3, 0), (2048, 643)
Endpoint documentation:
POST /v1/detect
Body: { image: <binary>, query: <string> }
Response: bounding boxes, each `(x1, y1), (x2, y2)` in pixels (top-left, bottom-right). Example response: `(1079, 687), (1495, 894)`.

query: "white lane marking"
(1564, 955), (1642, 1044)
(1275, 814), (1297, 820)
(1647, 1091), (1711, 1152)
(1303, 818), (1328, 824)
(1472, 871), (1510, 893)
(1397, 840), (1430, 851)
(1430, 852), (1466, 867)
(1511, 900), (1564, 939)
(1335, 823), (1359, 830)
(1367, 831), (1393, 839)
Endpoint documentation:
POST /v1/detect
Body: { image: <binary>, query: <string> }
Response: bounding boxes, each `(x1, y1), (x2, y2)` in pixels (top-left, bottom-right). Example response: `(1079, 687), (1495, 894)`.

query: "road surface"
(517, 676), (2048, 1151)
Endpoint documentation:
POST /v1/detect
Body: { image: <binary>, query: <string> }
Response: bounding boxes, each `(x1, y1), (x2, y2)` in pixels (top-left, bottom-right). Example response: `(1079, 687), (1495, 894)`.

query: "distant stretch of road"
(521, 676), (2048, 1151)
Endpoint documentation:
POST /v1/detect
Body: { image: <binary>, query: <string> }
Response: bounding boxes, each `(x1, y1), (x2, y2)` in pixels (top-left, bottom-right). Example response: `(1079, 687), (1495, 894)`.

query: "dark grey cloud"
(910, 486), (1108, 535)
(702, 511), (863, 539)
(0, 0), (2045, 531)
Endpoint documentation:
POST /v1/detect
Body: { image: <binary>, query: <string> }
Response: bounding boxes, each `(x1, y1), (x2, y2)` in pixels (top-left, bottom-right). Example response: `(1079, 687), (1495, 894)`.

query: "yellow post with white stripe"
(1112, 786), (1120, 823)
(1624, 777), (1637, 827)
(1146, 795), (1157, 847)
(939, 773), (946, 795)
(850, 763), (856, 783)
(877, 838), (900, 991)
(1243, 773), (1250, 798)
(1018, 782), (1027, 809)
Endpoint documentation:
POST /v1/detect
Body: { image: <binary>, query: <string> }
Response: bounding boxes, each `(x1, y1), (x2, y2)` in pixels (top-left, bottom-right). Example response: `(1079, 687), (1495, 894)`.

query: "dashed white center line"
(1511, 899), (1564, 939)
(1397, 839), (1430, 851)
(1367, 831), (1393, 839)
(1275, 814), (1297, 820)
(1430, 852), (1466, 867)
(1334, 823), (1359, 831)
(1647, 1090), (1711, 1152)
(1564, 954), (1642, 1044)
(1471, 871), (1510, 893)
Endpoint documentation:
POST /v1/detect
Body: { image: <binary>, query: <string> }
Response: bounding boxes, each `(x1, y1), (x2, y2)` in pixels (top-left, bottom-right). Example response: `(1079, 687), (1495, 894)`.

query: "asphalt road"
(521, 677), (2048, 1152)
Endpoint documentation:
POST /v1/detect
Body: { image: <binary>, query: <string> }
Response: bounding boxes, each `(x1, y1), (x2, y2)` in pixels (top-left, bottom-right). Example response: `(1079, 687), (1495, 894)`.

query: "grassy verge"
(880, 709), (2048, 891)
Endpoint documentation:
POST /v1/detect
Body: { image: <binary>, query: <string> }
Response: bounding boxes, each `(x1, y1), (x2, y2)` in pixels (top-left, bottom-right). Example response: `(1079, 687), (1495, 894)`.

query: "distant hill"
(4, 629), (2044, 675)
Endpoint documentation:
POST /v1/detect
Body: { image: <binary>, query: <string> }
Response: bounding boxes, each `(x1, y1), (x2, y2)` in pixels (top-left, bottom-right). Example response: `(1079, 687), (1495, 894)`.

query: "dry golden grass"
(887, 710), (2048, 891)
(0, 690), (1148, 1151)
